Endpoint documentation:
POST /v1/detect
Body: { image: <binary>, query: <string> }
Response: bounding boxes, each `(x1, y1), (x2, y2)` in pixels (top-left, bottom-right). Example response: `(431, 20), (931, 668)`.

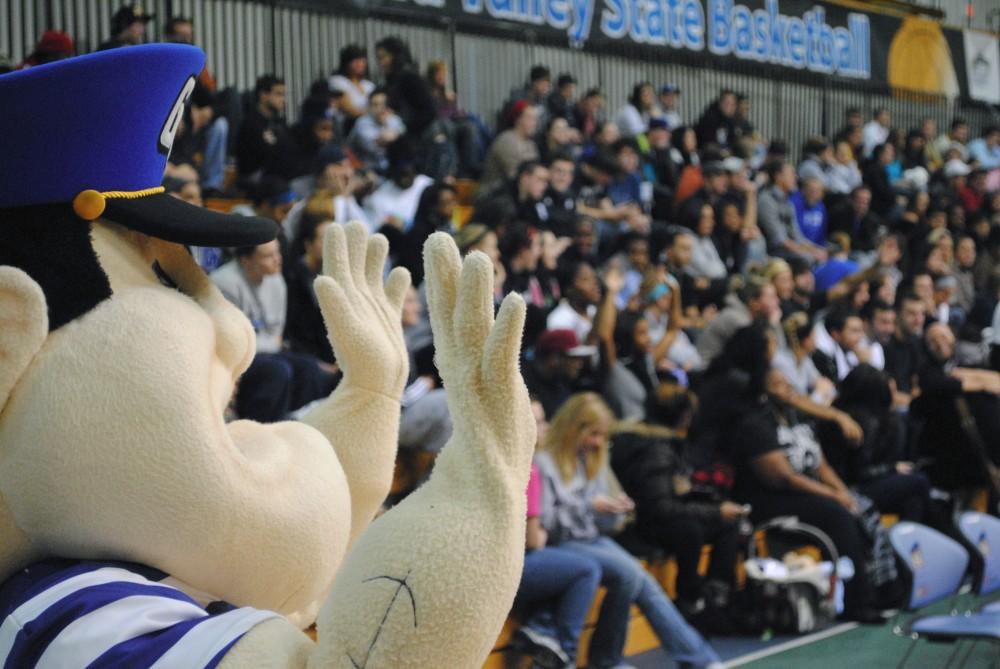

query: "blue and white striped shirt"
(0, 559), (278, 668)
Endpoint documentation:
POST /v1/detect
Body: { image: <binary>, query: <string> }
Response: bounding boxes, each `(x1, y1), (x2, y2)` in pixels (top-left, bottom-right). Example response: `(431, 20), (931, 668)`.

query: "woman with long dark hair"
(328, 44), (374, 125)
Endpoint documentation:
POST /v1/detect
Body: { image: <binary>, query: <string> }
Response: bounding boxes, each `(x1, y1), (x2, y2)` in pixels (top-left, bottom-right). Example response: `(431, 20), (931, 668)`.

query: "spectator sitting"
(679, 161), (731, 227)
(758, 160), (827, 265)
(211, 240), (337, 422)
(547, 260), (602, 344)
(502, 224), (558, 318)
(236, 74), (299, 184)
(774, 311), (836, 405)
(641, 270), (701, 373)
(934, 118), (970, 163)
(547, 72), (577, 122)
(862, 143), (897, 219)
(611, 232), (651, 309)
(644, 118), (680, 220)
(539, 115), (581, 165)
(541, 154), (579, 239)
(348, 87), (405, 174)
(536, 394), (725, 669)
(819, 364), (952, 536)
(611, 399), (745, 624)
(231, 175), (299, 267)
(523, 330), (597, 419)
(374, 36), (443, 175)
(658, 83), (682, 130)
(861, 107), (890, 158)
(328, 44), (374, 128)
(481, 101), (541, 193)
(790, 177), (828, 248)
(166, 83), (228, 194)
(480, 160), (551, 231)
(968, 125), (1000, 172)
(283, 209), (337, 368)
(164, 16), (216, 91)
(812, 303), (867, 381)
(798, 137), (834, 190)
(687, 204), (728, 285)
(959, 168), (990, 216)
(98, 4), (151, 50)
(364, 138), (434, 236)
(17, 30), (73, 69)
(391, 183), (457, 288)
(163, 177), (222, 273)
(828, 140), (863, 196)
(615, 81), (658, 138)
(513, 400), (601, 669)
(289, 93), (339, 180)
(571, 87), (605, 142)
(502, 64), (551, 134)
(666, 228), (726, 317)
(696, 278), (779, 369)
(764, 259), (794, 317)
(828, 185), (882, 254)
(694, 325), (887, 623)
(915, 322), (1000, 492)
(694, 89), (738, 153)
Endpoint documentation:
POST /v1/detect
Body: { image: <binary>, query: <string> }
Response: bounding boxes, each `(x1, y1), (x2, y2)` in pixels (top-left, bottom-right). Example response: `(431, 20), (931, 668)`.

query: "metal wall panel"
(453, 32), (531, 126)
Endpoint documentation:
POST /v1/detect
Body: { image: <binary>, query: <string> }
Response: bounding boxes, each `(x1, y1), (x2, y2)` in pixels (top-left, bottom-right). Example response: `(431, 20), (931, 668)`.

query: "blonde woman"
(536, 394), (723, 669)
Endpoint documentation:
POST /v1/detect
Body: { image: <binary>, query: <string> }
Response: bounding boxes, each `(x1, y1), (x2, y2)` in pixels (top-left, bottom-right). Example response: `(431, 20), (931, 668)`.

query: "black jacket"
(611, 427), (723, 527)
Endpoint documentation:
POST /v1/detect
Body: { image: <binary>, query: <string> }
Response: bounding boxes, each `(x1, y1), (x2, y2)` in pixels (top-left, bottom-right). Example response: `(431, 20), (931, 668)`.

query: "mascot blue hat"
(0, 44), (277, 246)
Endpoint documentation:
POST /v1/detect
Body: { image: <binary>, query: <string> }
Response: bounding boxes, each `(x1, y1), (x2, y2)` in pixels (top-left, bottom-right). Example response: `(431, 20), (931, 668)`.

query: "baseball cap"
(535, 329), (597, 357)
(660, 83), (680, 95)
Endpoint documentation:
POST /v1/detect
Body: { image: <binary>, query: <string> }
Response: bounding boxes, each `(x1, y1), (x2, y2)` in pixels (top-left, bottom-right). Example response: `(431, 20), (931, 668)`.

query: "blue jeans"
(515, 547), (601, 659)
(200, 117), (228, 192)
(560, 537), (720, 669)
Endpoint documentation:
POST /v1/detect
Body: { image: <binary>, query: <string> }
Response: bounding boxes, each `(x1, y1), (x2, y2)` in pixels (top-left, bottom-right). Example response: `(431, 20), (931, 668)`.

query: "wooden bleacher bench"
(204, 197), (250, 214)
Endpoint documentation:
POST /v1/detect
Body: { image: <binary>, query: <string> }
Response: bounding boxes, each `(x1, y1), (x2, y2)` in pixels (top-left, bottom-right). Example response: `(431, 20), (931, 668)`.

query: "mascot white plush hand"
(0, 44), (534, 669)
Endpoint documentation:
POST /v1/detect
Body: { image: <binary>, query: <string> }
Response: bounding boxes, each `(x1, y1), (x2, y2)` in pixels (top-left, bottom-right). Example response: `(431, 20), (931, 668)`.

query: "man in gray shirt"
(212, 240), (336, 421)
(758, 161), (827, 266)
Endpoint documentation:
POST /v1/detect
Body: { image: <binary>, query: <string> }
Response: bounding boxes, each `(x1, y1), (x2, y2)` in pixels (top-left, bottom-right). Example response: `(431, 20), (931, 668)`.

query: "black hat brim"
(103, 193), (279, 247)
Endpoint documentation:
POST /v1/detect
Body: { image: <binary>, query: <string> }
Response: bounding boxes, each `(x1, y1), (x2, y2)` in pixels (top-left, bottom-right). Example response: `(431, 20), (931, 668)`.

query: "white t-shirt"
(546, 301), (597, 344)
(328, 75), (375, 114)
(363, 175), (434, 233)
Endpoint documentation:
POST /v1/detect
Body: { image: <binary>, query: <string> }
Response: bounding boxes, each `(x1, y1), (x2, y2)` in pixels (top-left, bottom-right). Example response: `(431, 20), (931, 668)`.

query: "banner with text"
(342, 0), (971, 96)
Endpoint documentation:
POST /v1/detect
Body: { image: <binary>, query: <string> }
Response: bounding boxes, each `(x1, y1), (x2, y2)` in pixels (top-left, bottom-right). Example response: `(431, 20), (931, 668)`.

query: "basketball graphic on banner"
(888, 16), (959, 97)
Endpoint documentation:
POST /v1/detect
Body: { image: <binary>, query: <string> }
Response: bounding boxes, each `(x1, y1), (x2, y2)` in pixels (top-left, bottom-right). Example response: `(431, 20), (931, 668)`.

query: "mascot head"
(0, 46), (350, 622)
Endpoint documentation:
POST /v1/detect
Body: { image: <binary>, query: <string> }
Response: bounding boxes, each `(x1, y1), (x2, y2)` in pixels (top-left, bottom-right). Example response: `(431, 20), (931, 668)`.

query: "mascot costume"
(0, 44), (535, 667)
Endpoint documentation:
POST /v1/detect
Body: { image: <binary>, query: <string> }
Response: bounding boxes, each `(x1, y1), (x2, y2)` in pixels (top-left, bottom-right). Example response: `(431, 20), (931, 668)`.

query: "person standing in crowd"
(99, 4), (153, 50)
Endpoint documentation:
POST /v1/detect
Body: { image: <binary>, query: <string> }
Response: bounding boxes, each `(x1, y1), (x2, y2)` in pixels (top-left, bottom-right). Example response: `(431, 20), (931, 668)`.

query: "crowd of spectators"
(8, 12), (1000, 668)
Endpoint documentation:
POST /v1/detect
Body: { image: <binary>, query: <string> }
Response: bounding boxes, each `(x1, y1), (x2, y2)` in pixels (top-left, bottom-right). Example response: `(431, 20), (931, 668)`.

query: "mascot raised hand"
(0, 44), (534, 668)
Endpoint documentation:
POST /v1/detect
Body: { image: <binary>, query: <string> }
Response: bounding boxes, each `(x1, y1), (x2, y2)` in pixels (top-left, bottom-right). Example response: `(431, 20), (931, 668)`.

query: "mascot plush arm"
(299, 222), (411, 550)
(219, 232), (535, 669)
